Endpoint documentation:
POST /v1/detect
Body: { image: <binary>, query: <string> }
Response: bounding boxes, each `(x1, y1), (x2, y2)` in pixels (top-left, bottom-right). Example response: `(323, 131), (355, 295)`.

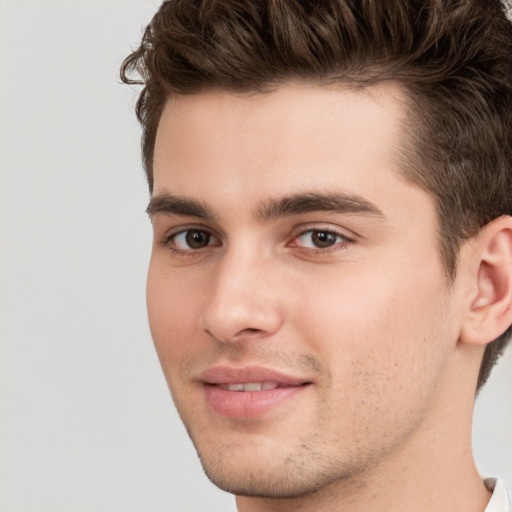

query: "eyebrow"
(146, 194), (214, 219)
(146, 191), (384, 221)
(257, 192), (384, 220)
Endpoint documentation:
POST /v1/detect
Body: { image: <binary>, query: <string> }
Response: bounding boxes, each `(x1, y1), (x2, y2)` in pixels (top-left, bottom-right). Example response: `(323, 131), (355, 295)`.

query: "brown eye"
(170, 229), (216, 250)
(310, 231), (338, 248)
(185, 230), (211, 249)
(295, 229), (346, 249)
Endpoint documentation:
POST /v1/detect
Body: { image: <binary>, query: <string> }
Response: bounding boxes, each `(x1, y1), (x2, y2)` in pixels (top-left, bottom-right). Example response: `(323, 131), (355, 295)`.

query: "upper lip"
(199, 365), (310, 386)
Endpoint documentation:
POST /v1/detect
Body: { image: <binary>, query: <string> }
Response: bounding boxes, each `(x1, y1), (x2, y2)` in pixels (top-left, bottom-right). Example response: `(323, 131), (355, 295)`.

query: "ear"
(460, 216), (512, 346)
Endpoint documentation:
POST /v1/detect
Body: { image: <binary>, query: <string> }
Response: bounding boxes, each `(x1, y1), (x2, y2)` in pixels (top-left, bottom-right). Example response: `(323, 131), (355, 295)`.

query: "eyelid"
(287, 224), (356, 251)
(291, 224), (355, 241)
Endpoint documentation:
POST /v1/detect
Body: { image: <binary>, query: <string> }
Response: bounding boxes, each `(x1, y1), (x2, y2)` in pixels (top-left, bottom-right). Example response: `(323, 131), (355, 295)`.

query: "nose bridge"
(202, 242), (282, 342)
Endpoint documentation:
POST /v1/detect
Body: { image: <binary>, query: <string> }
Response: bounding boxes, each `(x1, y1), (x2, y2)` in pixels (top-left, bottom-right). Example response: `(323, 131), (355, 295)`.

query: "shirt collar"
(484, 479), (511, 512)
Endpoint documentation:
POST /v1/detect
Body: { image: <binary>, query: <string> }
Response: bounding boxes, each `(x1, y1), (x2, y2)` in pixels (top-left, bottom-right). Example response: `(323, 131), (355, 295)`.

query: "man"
(121, 1), (512, 510)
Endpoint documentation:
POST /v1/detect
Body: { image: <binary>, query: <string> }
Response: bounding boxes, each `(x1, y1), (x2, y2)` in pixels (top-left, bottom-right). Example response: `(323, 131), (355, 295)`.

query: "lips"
(200, 366), (311, 419)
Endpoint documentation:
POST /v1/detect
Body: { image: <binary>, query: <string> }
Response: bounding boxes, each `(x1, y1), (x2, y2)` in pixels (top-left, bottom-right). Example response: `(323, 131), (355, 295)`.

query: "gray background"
(0, 1), (510, 510)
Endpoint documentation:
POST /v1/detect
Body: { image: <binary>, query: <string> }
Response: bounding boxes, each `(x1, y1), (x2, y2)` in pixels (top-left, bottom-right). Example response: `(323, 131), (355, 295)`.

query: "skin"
(147, 84), (495, 512)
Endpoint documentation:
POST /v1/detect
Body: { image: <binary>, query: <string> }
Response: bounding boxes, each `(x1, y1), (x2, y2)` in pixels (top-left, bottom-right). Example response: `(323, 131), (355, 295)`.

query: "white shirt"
(485, 479), (511, 512)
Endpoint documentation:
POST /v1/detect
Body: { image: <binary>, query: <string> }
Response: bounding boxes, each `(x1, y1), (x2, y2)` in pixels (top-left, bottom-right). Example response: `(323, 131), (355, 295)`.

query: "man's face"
(147, 84), (462, 498)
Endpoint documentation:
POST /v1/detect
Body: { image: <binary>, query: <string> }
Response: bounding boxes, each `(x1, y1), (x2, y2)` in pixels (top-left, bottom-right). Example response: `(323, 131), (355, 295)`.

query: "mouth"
(200, 366), (312, 419)
(218, 382), (289, 391)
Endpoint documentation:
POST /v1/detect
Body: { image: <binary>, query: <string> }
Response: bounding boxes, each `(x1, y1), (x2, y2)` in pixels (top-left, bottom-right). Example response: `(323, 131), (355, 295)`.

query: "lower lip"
(204, 384), (308, 419)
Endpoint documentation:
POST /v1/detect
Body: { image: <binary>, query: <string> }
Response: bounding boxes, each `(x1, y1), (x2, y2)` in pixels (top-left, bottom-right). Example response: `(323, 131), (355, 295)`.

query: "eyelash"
(290, 228), (354, 253)
(161, 226), (220, 257)
(161, 226), (354, 257)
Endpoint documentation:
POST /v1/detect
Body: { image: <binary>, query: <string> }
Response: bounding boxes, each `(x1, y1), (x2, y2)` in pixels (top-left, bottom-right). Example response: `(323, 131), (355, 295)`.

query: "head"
(122, 0), (512, 392)
(121, 0), (512, 503)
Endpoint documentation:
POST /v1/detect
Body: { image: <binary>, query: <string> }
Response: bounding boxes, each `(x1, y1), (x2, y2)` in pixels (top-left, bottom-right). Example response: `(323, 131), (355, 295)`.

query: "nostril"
(204, 327), (262, 345)
(202, 293), (283, 343)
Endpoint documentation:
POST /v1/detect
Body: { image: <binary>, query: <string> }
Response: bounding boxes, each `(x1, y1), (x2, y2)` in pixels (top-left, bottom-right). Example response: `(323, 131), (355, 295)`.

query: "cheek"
(290, 267), (455, 449)
(146, 260), (202, 364)
(293, 257), (454, 391)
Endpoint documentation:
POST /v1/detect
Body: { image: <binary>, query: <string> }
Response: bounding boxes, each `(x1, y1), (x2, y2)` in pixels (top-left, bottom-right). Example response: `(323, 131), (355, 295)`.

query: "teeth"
(243, 382), (262, 391)
(226, 383), (244, 391)
(219, 382), (279, 392)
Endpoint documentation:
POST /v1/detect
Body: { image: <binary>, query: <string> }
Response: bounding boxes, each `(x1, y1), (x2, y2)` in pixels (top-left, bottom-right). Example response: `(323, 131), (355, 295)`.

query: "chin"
(202, 463), (334, 499)
(193, 437), (355, 499)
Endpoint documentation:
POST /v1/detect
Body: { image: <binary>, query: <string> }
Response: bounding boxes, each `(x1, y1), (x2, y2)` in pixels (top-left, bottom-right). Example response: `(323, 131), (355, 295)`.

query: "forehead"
(152, 83), (413, 211)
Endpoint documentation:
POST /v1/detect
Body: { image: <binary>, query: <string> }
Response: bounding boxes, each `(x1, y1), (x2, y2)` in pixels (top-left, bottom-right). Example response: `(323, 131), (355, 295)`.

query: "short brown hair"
(121, 0), (512, 391)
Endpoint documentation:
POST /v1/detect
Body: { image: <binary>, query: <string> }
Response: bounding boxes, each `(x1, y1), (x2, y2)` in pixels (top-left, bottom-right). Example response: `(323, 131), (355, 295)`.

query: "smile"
(200, 366), (312, 419)
(218, 382), (280, 391)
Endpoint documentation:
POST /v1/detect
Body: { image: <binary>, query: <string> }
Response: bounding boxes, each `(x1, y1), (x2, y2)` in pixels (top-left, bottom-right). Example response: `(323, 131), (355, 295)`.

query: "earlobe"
(460, 216), (512, 346)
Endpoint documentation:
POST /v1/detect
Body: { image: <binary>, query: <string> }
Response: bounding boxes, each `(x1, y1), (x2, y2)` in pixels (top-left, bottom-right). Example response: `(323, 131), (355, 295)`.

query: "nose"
(202, 249), (284, 344)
